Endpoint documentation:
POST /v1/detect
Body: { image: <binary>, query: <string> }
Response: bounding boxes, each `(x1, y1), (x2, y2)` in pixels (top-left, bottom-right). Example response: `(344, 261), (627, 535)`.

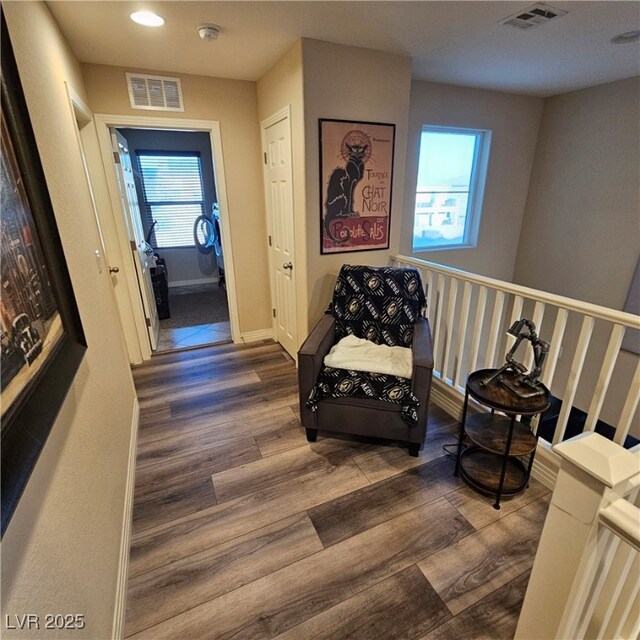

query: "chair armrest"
(298, 314), (336, 429)
(298, 313), (336, 359)
(408, 317), (434, 437)
(411, 318), (434, 434)
(412, 317), (434, 371)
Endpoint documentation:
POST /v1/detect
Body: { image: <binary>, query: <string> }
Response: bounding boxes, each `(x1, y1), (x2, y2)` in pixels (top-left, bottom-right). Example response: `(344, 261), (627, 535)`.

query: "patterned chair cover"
(330, 265), (426, 347)
(307, 265), (427, 424)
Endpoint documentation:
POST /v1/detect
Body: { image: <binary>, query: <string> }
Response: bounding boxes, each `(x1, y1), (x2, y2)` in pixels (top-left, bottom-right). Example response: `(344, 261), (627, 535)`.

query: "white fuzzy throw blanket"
(324, 335), (413, 380)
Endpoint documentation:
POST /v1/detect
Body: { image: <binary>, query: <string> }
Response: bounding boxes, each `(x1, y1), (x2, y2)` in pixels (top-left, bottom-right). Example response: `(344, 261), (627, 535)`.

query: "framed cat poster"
(319, 119), (395, 254)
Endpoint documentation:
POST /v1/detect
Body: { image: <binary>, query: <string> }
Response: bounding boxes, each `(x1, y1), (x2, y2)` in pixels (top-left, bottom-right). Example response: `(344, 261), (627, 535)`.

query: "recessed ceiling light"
(130, 11), (165, 27)
(610, 30), (640, 44)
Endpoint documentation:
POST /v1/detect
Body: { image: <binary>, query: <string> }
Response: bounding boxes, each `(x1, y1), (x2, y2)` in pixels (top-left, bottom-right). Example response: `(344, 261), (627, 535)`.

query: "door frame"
(260, 105), (298, 356)
(93, 113), (241, 360)
(64, 85), (145, 362)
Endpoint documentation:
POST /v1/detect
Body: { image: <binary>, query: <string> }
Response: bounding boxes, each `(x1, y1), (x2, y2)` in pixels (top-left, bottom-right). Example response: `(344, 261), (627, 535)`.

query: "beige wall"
(302, 39), (412, 328)
(401, 80), (544, 281)
(514, 77), (640, 308)
(257, 41), (309, 344)
(2, 3), (136, 638)
(514, 77), (640, 436)
(82, 63), (271, 333)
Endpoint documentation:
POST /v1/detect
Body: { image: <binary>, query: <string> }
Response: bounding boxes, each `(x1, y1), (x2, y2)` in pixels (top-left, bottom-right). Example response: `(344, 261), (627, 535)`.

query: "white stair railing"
(391, 256), (640, 453)
(515, 432), (640, 640)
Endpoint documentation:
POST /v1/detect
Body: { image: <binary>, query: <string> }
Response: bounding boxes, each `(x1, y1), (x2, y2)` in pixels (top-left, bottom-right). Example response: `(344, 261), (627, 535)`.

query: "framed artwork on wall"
(319, 118), (395, 254)
(1, 14), (86, 536)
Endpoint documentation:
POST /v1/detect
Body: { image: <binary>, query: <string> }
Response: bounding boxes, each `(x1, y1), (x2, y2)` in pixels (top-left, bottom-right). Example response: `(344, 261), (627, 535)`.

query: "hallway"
(127, 340), (550, 639)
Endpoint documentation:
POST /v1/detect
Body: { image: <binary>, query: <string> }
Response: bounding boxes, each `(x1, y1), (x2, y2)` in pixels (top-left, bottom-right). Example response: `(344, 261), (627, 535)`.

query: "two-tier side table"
(454, 368), (551, 509)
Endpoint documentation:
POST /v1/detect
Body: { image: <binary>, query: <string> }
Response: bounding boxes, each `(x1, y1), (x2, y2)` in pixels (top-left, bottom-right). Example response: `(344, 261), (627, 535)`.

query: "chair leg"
(408, 442), (420, 457)
(306, 428), (317, 443)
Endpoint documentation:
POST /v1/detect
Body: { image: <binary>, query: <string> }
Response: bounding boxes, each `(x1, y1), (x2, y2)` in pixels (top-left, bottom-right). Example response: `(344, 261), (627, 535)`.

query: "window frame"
(136, 149), (205, 249)
(412, 125), (492, 253)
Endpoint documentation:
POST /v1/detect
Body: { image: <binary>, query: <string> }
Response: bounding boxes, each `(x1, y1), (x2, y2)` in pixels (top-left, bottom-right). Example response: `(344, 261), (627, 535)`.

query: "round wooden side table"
(454, 368), (551, 509)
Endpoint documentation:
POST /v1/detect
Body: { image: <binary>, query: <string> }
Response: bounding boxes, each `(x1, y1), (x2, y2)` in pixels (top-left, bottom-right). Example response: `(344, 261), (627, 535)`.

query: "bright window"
(137, 152), (204, 248)
(412, 126), (491, 251)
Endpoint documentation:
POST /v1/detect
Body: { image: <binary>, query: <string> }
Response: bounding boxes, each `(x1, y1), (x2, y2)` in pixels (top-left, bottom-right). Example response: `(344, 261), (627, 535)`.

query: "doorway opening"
(117, 128), (231, 352)
(91, 113), (240, 363)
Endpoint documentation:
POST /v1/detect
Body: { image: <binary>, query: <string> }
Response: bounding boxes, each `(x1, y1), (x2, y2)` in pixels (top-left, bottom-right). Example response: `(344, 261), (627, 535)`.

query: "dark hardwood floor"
(126, 340), (550, 640)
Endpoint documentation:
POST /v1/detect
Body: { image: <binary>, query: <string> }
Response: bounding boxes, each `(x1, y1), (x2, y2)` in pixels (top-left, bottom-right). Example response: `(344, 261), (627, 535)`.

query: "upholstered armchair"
(298, 265), (434, 456)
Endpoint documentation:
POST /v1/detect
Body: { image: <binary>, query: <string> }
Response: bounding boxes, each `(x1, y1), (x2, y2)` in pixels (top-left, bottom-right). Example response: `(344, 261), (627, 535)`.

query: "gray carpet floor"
(160, 285), (230, 330)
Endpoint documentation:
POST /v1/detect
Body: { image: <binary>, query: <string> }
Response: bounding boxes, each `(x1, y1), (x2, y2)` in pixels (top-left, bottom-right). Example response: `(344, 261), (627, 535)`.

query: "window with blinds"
(137, 152), (205, 248)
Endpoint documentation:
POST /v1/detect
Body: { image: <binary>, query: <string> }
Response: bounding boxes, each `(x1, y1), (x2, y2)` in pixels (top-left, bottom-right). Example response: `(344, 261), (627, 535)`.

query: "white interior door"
(263, 113), (297, 358)
(110, 129), (159, 350)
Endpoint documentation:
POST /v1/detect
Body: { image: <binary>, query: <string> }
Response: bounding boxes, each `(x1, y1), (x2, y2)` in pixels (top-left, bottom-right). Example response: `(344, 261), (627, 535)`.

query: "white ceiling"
(46, 1), (640, 97)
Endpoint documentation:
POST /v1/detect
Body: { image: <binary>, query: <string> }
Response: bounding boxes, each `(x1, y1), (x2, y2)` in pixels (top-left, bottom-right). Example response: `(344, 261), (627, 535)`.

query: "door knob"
(283, 262), (293, 270)
(109, 266), (120, 274)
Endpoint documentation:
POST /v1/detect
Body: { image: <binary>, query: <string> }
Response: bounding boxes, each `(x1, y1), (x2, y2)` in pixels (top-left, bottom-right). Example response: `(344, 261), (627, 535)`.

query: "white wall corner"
(112, 397), (139, 640)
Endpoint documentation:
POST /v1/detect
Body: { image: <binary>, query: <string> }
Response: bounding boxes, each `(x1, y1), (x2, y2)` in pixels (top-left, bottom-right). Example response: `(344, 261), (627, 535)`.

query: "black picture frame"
(319, 118), (395, 255)
(1, 13), (86, 536)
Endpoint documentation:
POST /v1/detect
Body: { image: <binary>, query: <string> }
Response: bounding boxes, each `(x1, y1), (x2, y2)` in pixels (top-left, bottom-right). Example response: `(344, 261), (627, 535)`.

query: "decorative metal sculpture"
(481, 318), (550, 398)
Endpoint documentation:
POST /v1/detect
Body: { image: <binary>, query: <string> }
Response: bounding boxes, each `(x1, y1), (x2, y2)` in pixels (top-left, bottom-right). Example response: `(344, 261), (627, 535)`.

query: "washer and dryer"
(211, 203), (225, 287)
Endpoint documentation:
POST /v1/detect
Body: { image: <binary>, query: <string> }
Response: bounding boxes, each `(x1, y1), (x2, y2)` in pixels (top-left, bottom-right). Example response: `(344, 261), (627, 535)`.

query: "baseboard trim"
(241, 329), (274, 343)
(112, 397), (139, 640)
(531, 440), (560, 490)
(430, 377), (558, 490)
(431, 378), (464, 422)
(168, 277), (219, 288)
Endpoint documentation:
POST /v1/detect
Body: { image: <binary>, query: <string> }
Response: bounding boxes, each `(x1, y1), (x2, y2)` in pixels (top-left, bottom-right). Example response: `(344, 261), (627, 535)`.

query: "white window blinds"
(138, 152), (205, 248)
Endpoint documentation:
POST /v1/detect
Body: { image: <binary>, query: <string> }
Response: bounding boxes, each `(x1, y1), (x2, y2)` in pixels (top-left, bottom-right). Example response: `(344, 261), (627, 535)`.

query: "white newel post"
(515, 432), (640, 640)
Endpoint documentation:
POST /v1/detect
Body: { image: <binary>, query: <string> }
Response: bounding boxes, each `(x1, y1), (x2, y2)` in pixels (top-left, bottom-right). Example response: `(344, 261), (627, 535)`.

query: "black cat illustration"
(324, 142), (368, 244)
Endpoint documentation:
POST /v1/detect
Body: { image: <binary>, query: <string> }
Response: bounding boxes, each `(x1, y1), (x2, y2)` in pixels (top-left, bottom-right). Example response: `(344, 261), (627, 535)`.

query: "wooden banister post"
(515, 432), (640, 640)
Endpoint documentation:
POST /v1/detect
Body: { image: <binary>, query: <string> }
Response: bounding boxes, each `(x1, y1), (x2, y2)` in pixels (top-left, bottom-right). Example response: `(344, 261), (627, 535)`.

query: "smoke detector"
(499, 4), (567, 30)
(198, 24), (220, 40)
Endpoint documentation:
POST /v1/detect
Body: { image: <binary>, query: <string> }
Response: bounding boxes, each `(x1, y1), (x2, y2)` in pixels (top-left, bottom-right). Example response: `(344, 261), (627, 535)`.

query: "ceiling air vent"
(499, 3), (567, 30)
(126, 73), (184, 112)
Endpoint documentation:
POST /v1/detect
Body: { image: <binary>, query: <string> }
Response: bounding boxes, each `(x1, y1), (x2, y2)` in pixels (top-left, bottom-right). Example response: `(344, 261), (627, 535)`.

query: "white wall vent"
(125, 73), (184, 111)
(499, 3), (567, 30)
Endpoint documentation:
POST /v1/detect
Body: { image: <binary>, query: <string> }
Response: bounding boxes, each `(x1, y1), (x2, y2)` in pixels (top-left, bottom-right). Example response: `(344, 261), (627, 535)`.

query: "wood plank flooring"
(127, 340), (551, 640)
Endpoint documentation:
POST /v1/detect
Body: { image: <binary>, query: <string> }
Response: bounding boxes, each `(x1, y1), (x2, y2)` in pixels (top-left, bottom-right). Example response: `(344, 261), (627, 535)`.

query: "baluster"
(453, 281), (473, 388)
(541, 308), (568, 389)
(614, 359), (640, 446)
(590, 482), (640, 639)
(553, 315), (595, 445)
(432, 274), (445, 378)
(573, 529), (621, 638)
(515, 433), (639, 640)
(441, 278), (459, 384)
(584, 324), (625, 432)
(620, 587), (640, 639)
(426, 270), (436, 328)
(505, 295), (524, 356)
(595, 542), (639, 638)
(529, 306), (566, 436)
(468, 285), (487, 374)
(484, 290), (505, 368)
(417, 268), (427, 316)
(524, 301), (546, 371)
